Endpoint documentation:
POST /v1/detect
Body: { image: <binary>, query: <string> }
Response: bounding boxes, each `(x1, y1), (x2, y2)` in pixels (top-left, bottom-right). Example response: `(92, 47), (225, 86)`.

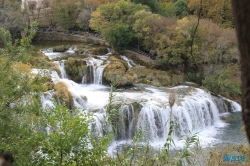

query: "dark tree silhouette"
(231, 0), (250, 143)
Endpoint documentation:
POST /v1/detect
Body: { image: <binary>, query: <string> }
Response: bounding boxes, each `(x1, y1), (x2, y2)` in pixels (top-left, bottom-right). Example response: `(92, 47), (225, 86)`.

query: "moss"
(54, 82), (74, 109)
(103, 56), (132, 87)
(88, 46), (108, 55)
(30, 52), (50, 69)
(64, 57), (87, 83)
(52, 45), (70, 52)
(108, 55), (128, 70)
(128, 66), (183, 87)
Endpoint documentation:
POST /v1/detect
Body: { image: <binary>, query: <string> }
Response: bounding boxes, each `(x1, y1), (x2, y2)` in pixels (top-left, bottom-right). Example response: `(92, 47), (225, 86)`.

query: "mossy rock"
(88, 46), (108, 55)
(54, 82), (74, 109)
(103, 56), (132, 86)
(48, 62), (62, 78)
(128, 66), (183, 87)
(64, 57), (87, 83)
(52, 45), (70, 52)
(108, 55), (128, 70)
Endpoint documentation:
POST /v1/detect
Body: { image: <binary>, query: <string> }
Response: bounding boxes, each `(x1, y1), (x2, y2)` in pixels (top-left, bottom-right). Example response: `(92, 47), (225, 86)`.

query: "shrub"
(203, 65), (241, 98)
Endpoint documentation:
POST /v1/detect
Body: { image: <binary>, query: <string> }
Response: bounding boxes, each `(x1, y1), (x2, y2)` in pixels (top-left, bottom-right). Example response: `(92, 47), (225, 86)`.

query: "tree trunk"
(231, 0), (250, 143)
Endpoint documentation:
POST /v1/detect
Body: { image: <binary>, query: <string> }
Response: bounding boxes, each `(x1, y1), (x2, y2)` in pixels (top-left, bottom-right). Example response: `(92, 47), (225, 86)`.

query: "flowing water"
(38, 45), (245, 156)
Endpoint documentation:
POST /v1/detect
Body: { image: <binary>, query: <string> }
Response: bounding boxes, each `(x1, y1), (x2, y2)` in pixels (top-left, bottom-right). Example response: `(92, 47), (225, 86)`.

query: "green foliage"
(131, 0), (160, 13)
(20, 22), (38, 48)
(0, 58), (47, 165)
(0, 27), (13, 52)
(188, 0), (233, 28)
(203, 65), (241, 98)
(51, 0), (82, 30)
(0, 22), (38, 63)
(34, 105), (92, 165)
(175, 0), (190, 18)
(102, 22), (133, 52)
(132, 10), (160, 50)
(90, 0), (149, 52)
(159, 2), (177, 17)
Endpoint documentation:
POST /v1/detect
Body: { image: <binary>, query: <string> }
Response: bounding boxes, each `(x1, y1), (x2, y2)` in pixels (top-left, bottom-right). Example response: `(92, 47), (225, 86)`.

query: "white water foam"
(54, 61), (67, 79)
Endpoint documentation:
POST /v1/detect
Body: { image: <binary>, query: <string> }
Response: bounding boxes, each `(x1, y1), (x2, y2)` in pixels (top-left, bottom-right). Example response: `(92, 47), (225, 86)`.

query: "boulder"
(64, 57), (87, 83)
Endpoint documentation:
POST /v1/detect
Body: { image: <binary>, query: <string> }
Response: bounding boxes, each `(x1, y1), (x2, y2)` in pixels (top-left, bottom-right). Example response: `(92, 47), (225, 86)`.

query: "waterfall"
(116, 104), (136, 140)
(82, 57), (109, 84)
(66, 46), (77, 54)
(107, 48), (112, 54)
(120, 55), (136, 68)
(40, 45), (242, 151)
(113, 97), (219, 142)
(91, 86), (241, 148)
(55, 61), (67, 79)
(40, 48), (63, 60)
(41, 90), (55, 109)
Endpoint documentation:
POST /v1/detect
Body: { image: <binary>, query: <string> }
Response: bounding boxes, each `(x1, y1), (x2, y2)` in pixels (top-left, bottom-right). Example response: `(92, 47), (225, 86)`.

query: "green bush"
(203, 65), (241, 98)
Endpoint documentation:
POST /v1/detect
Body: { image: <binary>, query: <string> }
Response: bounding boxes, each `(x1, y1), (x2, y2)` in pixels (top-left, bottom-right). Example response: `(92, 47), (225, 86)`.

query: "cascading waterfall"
(40, 45), (242, 153)
(82, 56), (109, 84)
(107, 48), (112, 54)
(120, 55), (136, 69)
(66, 46), (77, 54)
(97, 89), (224, 144)
(55, 61), (67, 79)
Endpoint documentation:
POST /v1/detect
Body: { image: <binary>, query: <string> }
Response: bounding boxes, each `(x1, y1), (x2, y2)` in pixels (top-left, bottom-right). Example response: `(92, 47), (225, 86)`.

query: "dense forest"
(0, 0), (247, 165)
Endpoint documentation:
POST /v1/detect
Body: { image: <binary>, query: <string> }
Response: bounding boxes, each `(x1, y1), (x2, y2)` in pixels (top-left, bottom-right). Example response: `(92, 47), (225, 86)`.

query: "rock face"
(64, 58), (87, 83)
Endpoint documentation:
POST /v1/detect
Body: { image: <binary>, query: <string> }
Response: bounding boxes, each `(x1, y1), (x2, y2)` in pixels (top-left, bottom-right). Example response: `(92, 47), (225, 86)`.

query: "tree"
(89, 0), (149, 52)
(189, 0), (233, 28)
(103, 22), (133, 52)
(50, 0), (83, 30)
(131, 0), (160, 13)
(203, 65), (241, 97)
(231, 0), (250, 143)
(0, 0), (28, 38)
(174, 0), (190, 18)
(0, 21), (38, 62)
(132, 10), (160, 50)
(159, 2), (177, 18)
(34, 105), (93, 165)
